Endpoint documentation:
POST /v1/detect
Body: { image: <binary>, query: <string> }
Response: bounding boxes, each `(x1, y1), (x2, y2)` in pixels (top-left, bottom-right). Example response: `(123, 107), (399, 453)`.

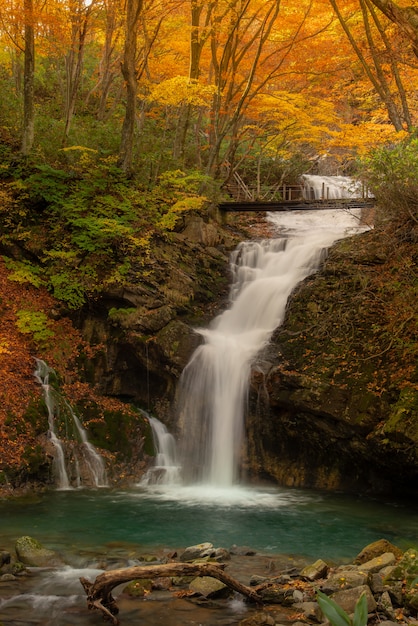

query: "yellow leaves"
(147, 76), (217, 107)
(329, 122), (409, 156)
(0, 336), (11, 355)
(157, 195), (207, 231)
(249, 90), (338, 156)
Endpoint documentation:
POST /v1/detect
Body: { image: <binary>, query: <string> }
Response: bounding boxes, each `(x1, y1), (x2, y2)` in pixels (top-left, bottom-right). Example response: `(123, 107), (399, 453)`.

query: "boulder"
(330, 584), (377, 614)
(357, 552), (396, 574)
(301, 559), (329, 581)
(179, 542), (217, 562)
(354, 540), (402, 564)
(189, 575), (231, 598)
(15, 536), (63, 568)
(324, 569), (368, 592)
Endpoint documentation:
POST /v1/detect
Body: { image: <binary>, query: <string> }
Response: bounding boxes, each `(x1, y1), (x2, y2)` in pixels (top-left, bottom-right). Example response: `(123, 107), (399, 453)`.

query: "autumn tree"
(21, 0), (35, 154)
(368, 0), (418, 57)
(329, 0), (415, 131)
(62, 0), (97, 144)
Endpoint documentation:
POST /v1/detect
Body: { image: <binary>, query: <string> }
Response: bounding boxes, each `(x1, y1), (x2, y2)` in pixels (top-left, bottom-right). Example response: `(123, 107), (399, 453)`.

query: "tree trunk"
(62, 1), (93, 145)
(21, 0), (35, 155)
(80, 561), (262, 625)
(119, 0), (143, 175)
(368, 0), (418, 57)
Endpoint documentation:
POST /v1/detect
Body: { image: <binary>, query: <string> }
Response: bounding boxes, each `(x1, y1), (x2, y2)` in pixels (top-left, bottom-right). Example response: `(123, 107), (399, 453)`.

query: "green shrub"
(15, 310), (55, 343)
(361, 137), (418, 228)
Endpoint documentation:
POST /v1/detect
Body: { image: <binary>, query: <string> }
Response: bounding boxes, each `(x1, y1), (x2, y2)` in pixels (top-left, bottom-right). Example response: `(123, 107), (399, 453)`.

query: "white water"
(302, 174), (370, 200)
(171, 205), (369, 489)
(141, 416), (181, 485)
(34, 359), (70, 489)
(34, 359), (107, 489)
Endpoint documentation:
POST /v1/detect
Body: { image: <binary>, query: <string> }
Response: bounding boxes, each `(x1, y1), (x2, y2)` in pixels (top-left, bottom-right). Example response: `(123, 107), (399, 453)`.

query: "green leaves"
(317, 590), (368, 626)
(317, 591), (351, 626)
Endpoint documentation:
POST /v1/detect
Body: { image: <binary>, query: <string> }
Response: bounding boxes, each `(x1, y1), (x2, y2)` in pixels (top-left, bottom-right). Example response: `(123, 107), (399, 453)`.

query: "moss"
(384, 388), (418, 440)
(22, 445), (48, 476)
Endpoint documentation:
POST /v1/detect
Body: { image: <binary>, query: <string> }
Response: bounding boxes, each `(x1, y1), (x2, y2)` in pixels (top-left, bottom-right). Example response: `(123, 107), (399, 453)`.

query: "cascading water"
(34, 359), (107, 489)
(301, 174), (370, 200)
(172, 200), (370, 489)
(141, 416), (181, 485)
(34, 359), (70, 489)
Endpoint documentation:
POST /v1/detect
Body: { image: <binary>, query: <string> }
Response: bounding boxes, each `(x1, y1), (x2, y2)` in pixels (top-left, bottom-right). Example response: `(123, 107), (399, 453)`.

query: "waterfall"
(173, 204), (369, 488)
(34, 359), (108, 489)
(301, 174), (369, 200)
(34, 359), (71, 490)
(141, 416), (181, 485)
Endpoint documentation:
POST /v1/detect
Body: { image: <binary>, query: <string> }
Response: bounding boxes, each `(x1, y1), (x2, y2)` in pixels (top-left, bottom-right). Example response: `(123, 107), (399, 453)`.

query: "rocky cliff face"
(70, 215), (417, 497)
(76, 214), (240, 427)
(245, 226), (418, 497)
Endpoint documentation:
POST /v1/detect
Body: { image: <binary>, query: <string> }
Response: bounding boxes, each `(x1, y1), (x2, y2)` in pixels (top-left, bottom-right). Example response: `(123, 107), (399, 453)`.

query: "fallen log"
(80, 561), (263, 624)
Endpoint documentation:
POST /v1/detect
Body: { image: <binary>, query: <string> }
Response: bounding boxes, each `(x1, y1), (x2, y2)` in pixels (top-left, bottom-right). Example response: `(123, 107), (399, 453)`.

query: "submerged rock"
(189, 575), (231, 598)
(15, 536), (63, 568)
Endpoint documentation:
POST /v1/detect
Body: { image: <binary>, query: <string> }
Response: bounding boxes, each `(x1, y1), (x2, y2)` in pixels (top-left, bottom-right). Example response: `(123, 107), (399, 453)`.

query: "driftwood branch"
(80, 561), (263, 624)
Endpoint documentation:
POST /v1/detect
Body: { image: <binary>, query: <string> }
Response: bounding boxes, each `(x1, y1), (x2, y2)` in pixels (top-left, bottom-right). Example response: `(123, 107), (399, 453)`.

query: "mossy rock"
(123, 578), (153, 597)
(15, 536), (64, 567)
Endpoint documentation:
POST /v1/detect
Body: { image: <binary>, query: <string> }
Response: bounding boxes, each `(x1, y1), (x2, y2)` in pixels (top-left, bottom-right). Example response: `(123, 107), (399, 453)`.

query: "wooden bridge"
(219, 198), (375, 212)
(219, 177), (374, 212)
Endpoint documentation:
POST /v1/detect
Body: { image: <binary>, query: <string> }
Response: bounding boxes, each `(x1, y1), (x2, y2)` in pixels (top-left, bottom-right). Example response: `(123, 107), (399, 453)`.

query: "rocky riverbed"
(0, 536), (417, 626)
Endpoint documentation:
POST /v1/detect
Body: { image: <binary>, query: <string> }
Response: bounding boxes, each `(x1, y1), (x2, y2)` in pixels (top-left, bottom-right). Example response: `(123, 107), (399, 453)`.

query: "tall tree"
(118, 0), (143, 174)
(329, 0), (411, 131)
(21, 0), (35, 154)
(368, 0), (418, 57)
(62, 0), (96, 144)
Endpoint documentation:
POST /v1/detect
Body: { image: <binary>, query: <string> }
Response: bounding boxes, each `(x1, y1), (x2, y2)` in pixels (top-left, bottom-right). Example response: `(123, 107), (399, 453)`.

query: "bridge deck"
(219, 199), (374, 212)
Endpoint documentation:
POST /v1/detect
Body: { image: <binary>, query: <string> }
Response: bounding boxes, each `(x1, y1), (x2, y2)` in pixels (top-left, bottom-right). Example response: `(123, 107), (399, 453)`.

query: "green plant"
(361, 137), (418, 227)
(316, 590), (368, 626)
(15, 310), (55, 343)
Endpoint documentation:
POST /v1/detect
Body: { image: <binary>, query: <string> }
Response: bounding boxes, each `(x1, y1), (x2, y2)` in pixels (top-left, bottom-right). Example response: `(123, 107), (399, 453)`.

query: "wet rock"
(330, 584), (377, 614)
(294, 600), (322, 621)
(123, 578), (153, 597)
(357, 552), (396, 574)
(354, 539), (403, 564)
(239, 612), (276, 625)
(137, 553), (159, 563)
(230, 545), (257, 556)
(189, 575), (231, 598)
(152, 576), (172, 591)
(15, 536), (63, 568)
(324, 569), (369, 592)
(178, 542), (228, 562)
(259, 586), (295, 605)
(378, 590), (396, 619)
(301, 559), (329, 581)
(179, 542), (214, 561)
(0, 573), (16, 581)
(213, 547), (231, 561)
(0, 551), (11, 567)
(370, 572), (386, 594)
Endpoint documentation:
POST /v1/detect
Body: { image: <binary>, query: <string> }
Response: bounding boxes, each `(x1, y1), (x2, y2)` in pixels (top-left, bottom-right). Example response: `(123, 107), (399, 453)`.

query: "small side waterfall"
(34, 360), (70, 489)
(34, 359), (108, 489)
(141, 417), (181, 485)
